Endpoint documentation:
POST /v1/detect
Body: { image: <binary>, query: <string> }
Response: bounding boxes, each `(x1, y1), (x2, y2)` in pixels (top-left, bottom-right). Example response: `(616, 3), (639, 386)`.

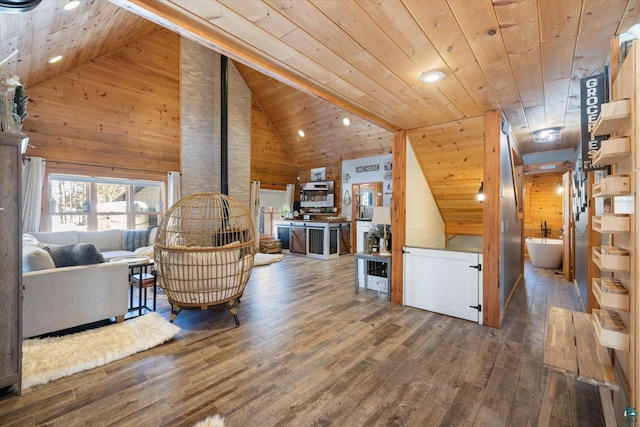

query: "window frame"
(47, 174), (165, 232)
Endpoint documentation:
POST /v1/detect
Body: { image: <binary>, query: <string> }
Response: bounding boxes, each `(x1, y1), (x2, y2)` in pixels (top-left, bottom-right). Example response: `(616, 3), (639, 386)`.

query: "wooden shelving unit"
(593, 246), (630, 272)
(587, 46), (637, 414)
(592, 175), (630, 197)
(592, 277), (629, 311)
(592, 214), (630, 233)
(592, 137), (631, 166)
(592, 308), (630, 352)
(591, 99), (631, 137)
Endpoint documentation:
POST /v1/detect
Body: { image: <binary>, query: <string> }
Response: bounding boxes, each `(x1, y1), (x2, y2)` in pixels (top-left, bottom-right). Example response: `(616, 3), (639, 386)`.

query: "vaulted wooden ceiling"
(2, 0), (639, 170)
(112, 0), (639, 157)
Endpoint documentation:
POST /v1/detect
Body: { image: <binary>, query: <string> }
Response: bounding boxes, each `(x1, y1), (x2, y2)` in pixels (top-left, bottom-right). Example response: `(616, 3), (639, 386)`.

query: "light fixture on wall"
(475, 178), (485, 202)
(533, 127), (562, 143)
(48, 55), (63, 64)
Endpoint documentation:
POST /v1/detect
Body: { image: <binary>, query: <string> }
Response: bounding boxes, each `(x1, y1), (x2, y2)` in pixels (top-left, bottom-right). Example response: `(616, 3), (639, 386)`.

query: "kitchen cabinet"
(273, 220), (350, 259)
(290, 226), (306, 255)
(0, 133), (22, 395)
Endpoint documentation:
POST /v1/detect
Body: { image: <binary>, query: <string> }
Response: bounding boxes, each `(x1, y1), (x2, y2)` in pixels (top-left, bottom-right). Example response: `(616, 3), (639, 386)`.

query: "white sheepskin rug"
(254, 252), (284, 266)
(22, 312), (180, 390)
(194, 415), (226, 427)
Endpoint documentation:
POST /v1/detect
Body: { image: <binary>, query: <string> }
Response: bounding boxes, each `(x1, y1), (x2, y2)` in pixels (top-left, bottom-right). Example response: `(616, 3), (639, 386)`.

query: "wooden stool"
(539, 307), (618, 426)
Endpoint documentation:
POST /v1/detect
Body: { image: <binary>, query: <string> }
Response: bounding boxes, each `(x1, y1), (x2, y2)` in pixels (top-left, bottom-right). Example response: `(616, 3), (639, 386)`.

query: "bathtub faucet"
(541, 221), (551, 238)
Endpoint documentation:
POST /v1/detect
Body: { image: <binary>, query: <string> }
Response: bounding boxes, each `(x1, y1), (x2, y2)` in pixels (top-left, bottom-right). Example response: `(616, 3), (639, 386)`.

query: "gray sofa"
(22, 229), (156, 338)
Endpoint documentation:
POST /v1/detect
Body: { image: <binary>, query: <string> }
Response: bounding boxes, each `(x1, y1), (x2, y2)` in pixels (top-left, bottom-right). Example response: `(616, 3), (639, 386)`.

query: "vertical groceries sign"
(580, 73), (607, 171)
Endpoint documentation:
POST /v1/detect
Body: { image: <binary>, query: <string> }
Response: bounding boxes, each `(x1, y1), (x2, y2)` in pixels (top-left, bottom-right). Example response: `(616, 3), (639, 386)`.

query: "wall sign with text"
(580, 72), (608, 171)
(356, 164), (379, 173)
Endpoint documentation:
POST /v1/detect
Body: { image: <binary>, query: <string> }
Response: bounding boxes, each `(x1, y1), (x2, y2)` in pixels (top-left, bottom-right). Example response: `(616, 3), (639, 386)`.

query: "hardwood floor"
(0, 255), (604, 426)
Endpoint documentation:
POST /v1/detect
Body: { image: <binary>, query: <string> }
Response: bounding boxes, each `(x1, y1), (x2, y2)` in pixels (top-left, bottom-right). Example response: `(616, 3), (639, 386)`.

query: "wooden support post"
(483, 110), (501, 328)
(391, 130), (406, 305)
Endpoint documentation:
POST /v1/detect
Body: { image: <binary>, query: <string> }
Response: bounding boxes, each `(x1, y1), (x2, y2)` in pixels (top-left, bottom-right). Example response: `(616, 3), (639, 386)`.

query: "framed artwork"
(311, 167), (326, 181)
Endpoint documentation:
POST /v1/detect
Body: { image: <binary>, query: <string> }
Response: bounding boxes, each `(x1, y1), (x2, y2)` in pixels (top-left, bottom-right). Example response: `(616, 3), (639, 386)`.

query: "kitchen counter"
(284, 217), (348, 223)
(274, 219), (350, 259)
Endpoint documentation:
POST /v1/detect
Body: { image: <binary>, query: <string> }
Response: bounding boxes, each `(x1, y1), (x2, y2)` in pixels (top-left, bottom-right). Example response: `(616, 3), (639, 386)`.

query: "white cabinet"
(273, 220), (350, 259)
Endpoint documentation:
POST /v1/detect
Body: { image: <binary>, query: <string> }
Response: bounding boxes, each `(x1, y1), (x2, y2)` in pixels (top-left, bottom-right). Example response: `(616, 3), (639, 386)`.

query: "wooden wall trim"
(483, 110), (501, 328)
(391, 130), (406, 304)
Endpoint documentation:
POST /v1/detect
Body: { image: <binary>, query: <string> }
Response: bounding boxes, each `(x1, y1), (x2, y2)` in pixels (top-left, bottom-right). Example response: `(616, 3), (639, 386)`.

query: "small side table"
(111, 256), (157, 317)
(354, 252), (391, 301)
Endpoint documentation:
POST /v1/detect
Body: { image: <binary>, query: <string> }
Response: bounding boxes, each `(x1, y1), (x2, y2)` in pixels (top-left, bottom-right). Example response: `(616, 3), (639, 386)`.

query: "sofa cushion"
(30, 231), (79, 246)
(124, 229), (149, 251)
(42, 243), (105, 268)
(148, 227), (158, 246)
(79, 230), (123, 252)
(23, 245), (56, 272)
(23, 233), (40, 247)
(101, 250), (136, 262)
(134, 246), (154, 258)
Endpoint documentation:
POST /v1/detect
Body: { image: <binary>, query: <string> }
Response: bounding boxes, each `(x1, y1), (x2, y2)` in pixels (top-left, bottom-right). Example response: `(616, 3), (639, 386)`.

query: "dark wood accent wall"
(23, 29), (180, 181)
(298, 161), (343, 210)
(250, 96), (298, 191)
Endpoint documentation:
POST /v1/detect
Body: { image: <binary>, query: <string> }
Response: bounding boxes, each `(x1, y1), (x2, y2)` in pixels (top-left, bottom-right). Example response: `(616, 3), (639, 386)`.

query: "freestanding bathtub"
(525, 237), (563, 269)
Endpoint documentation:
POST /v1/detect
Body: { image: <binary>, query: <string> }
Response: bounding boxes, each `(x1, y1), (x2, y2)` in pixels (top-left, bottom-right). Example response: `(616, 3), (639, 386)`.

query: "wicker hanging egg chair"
(154, 193), (255, 325)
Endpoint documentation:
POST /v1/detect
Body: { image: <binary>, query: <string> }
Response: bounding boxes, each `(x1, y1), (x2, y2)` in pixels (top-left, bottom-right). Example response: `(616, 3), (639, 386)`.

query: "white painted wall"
(405, 139), (445, 248)
(341, 154), (393, 218)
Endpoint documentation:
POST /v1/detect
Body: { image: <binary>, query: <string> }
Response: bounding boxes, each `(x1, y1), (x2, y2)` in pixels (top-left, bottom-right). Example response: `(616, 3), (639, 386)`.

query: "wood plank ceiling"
(110, 0), (639, 157)
(2, 0), (639, 165)
(1, 0), (639, 226)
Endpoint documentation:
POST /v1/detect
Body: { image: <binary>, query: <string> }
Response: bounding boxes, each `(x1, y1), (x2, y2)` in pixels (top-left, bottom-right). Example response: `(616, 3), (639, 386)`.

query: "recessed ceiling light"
(533, 127), (562, 143)
(342, 117), (350, 126)
(64, 1), (80, 11)
(419, 70), (445, 83)
(298, 130), (305, 137)
(48, 55), (63, 64)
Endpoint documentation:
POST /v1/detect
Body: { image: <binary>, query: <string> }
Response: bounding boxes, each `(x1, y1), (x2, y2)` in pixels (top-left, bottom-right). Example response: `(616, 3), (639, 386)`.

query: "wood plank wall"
(22, 29), (180, 181)
(298, 162), (343, 211)
(250, 96), (299, 191)
(407, 116), (485, 236)
(523, 172), (564, 255)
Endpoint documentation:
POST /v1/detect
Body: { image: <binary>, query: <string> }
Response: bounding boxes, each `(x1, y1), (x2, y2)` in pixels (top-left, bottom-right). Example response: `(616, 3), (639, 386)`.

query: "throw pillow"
(22, 246), (56, 272)
(124, 229), (150, 251)
(42, 243), (105, 268)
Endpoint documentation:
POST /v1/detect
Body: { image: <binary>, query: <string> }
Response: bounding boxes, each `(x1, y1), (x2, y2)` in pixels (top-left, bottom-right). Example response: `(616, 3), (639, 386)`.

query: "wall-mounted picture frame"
(311, 167), (326, 181)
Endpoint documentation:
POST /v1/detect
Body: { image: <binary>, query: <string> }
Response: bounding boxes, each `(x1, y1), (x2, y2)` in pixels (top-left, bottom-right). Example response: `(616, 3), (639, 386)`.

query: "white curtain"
(285, 184), (295, 211)
(250, 181), (261, 250)
(167, 171), (181, 210)
(21, 156), (46, 232)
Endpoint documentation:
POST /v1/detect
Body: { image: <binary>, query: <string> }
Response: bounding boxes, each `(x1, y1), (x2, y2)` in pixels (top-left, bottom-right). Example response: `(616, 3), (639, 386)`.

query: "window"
(48, 175), (163, 232)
